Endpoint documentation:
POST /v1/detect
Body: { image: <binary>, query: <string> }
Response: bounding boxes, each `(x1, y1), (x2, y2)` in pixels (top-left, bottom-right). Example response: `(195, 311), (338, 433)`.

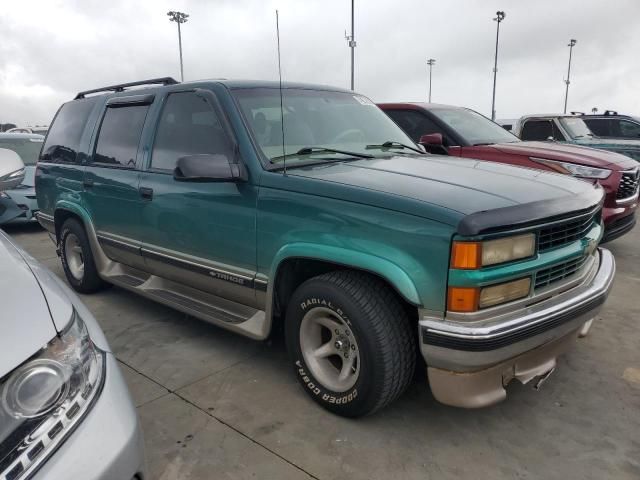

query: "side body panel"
(256, 171), (454, 312)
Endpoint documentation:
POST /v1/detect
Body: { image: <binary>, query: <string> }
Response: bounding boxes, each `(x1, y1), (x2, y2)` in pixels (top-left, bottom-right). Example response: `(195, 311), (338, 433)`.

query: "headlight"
(531, 157), (611, 179)
(451, 233), (536, 269)
(0, 311), (105, 479)
(0, 192), (9, 199)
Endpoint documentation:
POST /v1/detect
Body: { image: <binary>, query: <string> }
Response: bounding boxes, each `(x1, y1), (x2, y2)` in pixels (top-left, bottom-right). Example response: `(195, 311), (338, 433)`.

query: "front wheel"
(285, 271), (416, 417)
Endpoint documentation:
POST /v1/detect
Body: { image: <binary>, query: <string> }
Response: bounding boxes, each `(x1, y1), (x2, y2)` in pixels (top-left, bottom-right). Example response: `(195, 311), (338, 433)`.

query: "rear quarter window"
(40, 98), (97, 164)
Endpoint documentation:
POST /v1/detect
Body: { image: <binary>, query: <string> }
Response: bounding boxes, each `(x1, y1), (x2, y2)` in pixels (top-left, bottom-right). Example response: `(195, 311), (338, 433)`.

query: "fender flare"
(268, 242), (422, 306)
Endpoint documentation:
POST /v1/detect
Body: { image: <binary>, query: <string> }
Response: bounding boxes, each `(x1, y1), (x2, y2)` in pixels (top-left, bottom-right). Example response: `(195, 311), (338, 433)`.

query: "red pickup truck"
(379, 103), (639, 242)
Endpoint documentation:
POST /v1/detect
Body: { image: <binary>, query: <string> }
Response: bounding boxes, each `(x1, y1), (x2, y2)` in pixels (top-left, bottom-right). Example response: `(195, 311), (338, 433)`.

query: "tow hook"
(533, 367), (556, 391)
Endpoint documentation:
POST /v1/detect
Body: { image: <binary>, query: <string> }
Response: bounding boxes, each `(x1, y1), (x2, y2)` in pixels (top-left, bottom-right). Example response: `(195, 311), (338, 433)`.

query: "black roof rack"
(604, 110), (618, 116)
(74, 77), (179, 99)
(570, 111), (585, 115)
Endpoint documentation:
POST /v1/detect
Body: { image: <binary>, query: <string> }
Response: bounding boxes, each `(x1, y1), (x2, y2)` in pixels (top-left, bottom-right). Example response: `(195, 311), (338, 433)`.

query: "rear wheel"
(285, 271), (416, 417)
(59, 218), (108, 293)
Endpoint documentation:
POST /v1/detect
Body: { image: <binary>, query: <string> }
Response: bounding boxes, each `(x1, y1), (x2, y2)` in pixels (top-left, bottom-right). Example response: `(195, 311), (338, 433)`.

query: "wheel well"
(54, 209), (83, 241)
(271, 258), (419, 325)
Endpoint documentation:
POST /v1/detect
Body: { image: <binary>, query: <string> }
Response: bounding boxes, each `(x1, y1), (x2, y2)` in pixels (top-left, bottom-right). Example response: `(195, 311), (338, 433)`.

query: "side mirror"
(418, 133), (448, 155)
(174, 154), (246, 182)
(419, 133), (444, 146)
(546, 136), (556, 142)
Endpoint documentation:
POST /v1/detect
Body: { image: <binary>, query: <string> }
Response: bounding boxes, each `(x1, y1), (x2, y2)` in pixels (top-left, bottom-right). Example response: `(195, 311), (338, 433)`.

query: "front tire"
(59, 218), (108, 293)
(285, 271), (416, 417)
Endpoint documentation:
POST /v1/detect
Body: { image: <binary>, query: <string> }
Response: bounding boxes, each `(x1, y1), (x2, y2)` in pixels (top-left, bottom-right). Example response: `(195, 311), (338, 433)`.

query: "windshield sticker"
(353, 95), (375, 106)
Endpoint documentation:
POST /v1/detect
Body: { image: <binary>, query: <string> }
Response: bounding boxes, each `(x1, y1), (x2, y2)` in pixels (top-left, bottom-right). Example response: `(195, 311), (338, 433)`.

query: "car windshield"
(233, 88), (418, 165)
(429, 108), (520, 145)
(0, 136), (43, 165)
(559, 117), (594, 139)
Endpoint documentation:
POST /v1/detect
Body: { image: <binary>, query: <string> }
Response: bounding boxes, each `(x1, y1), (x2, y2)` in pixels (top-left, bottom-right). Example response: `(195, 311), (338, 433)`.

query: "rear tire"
(59, 218), (108, 293)
(285, 271), (416, 417)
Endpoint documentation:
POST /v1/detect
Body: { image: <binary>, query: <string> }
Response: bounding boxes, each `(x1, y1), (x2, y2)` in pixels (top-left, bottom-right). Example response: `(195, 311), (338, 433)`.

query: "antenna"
(276, 10), (286, 174)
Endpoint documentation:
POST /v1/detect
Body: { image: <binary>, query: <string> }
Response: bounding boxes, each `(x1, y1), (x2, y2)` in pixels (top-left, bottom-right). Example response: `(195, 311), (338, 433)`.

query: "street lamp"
(345, 0), (356, 90)
(427, 59), (436, 102)
(491, 10), (506, 121)
(167, 10), (189, 82)
(563, 39), (577, 114)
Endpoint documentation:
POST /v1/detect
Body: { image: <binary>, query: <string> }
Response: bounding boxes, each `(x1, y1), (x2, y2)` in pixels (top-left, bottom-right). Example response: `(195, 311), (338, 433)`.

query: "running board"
(104, 268), (268, 340)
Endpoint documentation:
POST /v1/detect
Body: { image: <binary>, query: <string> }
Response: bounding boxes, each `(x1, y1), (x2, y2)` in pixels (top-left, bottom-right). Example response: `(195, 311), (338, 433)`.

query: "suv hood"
(492, 141), (637, 169)
(285, 155), (597, 219)
(0, 232), (58, 379)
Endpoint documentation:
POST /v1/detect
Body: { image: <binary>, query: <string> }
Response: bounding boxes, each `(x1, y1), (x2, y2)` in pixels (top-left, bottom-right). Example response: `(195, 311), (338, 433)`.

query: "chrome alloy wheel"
(299, 307), (360, 392)
(64, 233), (84, 281)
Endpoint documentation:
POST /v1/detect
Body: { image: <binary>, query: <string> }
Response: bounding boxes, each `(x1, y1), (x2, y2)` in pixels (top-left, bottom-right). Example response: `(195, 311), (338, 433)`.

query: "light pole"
(563, 39), (577, 114)
(491, 10), (506, 121)
(345, 0), (356, 90)
(167, 10), (189, 82)
(427, 59), (436, 102)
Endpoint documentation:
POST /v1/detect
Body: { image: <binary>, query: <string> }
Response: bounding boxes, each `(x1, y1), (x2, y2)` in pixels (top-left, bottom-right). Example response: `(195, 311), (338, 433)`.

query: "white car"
(6, 127), (49, 136)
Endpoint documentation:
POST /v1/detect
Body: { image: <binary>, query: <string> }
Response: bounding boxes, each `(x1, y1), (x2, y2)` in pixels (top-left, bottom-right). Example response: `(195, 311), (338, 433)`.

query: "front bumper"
(0, 193), (38, 225)
(33, 353), (146, 480)
(602, 210), (636, 243)
(420, 248), (615, 408)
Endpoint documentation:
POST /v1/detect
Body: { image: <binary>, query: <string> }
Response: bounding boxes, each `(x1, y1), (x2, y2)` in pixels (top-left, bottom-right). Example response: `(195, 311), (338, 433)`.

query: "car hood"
(0, 232), (59, 379)
(286, 155), (597, 218)
(492, 141), (637, 169)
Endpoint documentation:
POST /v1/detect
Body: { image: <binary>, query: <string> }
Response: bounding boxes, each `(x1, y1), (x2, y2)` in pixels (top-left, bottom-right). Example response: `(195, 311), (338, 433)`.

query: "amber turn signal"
(447, 286), (480, 313)
(450, 242), (482, 269)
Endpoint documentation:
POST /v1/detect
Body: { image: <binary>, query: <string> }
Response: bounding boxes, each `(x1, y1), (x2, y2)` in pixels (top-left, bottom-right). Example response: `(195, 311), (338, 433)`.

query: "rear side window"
(385, 110), (445, 143)
(92, 105), (149, 168)
(40, 99), (96, 164)
(521, 120), (557, 141)
(619, 120), (640, 137)
(151, 91), (232, 172)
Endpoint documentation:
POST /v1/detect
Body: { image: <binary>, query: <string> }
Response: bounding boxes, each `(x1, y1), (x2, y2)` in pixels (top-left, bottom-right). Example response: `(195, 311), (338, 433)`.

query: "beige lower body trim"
(427, 325), (583, 408)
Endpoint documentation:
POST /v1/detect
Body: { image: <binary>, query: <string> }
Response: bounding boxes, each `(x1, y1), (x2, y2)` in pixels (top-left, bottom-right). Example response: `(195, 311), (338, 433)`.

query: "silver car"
(0, 231), (146, 479)
(0, 133), (43, 225)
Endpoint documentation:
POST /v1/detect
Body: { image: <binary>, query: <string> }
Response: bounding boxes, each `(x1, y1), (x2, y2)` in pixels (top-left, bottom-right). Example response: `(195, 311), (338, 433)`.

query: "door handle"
(139, 187), (153, 200)
(83, 178), (94, 188)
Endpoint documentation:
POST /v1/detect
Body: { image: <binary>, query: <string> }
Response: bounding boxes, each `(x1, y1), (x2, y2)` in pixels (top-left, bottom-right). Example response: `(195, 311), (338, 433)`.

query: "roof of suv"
(73, 77), (354, 100)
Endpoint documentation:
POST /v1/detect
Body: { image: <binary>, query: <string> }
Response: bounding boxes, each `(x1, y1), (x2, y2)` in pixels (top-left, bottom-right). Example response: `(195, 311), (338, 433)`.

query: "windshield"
(233, 88), (417, 165)
(0, 137), (43, 165)
(559, 117), (594, 139)
(429, 108), (520, 145)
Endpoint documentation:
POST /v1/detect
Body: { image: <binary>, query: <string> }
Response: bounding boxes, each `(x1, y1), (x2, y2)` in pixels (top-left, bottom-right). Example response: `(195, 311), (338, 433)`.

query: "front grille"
(535, 255), (589, 289)
(617, 170), (639, 200)
(538, 210), (598, 252)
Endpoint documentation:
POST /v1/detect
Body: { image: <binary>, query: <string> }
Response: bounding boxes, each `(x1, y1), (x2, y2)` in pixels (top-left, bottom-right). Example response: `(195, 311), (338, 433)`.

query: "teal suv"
(36, 78), (615, 416)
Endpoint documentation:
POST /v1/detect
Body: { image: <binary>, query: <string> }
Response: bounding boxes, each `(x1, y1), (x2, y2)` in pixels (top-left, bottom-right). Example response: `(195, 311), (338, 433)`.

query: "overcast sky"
(2, 0), (639, 126)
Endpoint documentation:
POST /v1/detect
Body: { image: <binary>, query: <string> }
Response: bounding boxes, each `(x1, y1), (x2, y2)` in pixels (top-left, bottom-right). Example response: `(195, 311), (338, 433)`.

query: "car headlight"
(0, 192), (9, 199)
(0, 311), (105, 479)
(531, 157), (611, 179)
(451, 233), (536, 269)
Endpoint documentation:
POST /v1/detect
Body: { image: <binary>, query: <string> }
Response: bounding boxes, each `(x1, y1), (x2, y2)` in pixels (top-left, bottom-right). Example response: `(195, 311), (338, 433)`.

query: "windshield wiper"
(270, 146), (374, 163)
(365, 141), (424, 154)
(472, 142), (495, 146)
